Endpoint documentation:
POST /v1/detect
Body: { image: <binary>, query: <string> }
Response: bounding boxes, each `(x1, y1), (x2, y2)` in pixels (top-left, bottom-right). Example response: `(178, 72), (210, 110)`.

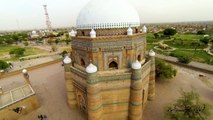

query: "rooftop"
(0, 84), (35, 110)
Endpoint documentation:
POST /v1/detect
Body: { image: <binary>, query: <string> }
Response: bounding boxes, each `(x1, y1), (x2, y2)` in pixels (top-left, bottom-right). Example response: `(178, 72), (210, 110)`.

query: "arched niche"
(138, 54), (142, 62)
(81, 58), (85, 67)
(109, 61), (118, 70)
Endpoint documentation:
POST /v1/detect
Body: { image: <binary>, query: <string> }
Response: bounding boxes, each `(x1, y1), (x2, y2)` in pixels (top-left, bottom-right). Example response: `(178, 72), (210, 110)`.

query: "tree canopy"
(200, 37), (210, 45)
(165, 90), (212, 120)
(155, 58), (177, 79)
(163, 28), (177, 37)
(177, 55), (192, 64)
(9, 48), (26, 57)
(0, 60), (9, 70)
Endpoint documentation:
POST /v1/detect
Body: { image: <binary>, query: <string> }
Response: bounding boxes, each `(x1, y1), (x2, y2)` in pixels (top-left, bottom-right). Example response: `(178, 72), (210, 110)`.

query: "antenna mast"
(43, 4), (52, 32)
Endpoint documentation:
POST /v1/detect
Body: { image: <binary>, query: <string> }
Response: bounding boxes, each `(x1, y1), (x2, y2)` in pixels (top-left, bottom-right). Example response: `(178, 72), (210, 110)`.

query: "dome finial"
(86, 61), (97, 73)
(63, 56), (72, 64)
(90, 29), (96, 38)
(132, 60), (141, 70)
(69, 29), (76, 37)
(143, 25), (147, 33)
(149, 49), (155, 57)
(127, 27), (133, 35)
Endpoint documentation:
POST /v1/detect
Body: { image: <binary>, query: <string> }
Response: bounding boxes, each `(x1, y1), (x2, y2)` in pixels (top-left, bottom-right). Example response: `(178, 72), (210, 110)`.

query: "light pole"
(22, 69), (31, 85)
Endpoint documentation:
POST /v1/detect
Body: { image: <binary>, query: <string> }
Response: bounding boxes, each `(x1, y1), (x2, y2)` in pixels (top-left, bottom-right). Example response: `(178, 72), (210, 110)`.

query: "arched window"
(138, 55), (142, 62)
(109, 61), (118, 70)
(81, 59), (85, 67)
(82, 31), (85, 36)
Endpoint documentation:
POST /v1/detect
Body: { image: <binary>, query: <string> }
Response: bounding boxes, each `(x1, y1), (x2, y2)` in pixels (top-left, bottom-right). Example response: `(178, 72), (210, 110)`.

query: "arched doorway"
(81, 59), (85, 67)
(109, 61), (118, 70)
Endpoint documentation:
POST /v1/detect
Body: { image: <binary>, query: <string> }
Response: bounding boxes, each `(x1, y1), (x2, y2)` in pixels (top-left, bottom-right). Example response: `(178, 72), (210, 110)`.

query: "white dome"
(149, 50), (155, 57)
(77, 0), (140, 29)
(63, 56), (72, 64)
(132, 60), (141, 70)
(86, 63), (97, 73)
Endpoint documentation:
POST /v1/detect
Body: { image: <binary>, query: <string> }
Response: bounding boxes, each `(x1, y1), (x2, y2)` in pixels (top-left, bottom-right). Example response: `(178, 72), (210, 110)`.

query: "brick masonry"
(64, 29), (155, 120)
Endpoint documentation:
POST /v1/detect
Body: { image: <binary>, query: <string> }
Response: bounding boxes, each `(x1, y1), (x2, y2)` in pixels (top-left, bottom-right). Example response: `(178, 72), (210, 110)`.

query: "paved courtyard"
(1, 63), (85, 120)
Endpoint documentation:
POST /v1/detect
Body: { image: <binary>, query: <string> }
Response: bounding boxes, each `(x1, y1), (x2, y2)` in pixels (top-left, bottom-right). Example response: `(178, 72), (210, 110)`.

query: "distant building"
(64, 0), (156, 119)
(30, 30), (40, 39)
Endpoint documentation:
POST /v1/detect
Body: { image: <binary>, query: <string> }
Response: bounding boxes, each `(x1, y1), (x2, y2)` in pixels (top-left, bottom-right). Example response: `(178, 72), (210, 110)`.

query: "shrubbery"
(169, 52), (192, 64)
(177, 55), (192, 64)
(60, 50), (68, 57)
(0, 60), (9, 70)
(163, 28), (177, 37)
(155, 58), (177, 79)
(200, 37), (210, 45)
(165, 90), (212, 120)
(9, 48), (26, 57)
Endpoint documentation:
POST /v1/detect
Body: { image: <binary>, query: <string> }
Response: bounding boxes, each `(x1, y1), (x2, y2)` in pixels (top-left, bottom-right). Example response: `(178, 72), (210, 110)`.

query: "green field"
(0, 46), (48, 61)
(147, 33), (213, 65)
(170, 50), (212, 63)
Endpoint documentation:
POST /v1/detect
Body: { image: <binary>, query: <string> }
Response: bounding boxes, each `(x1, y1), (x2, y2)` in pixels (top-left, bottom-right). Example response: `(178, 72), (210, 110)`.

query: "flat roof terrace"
(0, 84), (35, 110)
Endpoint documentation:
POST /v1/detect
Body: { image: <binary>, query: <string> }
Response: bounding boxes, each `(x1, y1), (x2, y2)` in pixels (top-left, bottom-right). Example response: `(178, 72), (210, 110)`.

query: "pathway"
(155, 53), (213, 73)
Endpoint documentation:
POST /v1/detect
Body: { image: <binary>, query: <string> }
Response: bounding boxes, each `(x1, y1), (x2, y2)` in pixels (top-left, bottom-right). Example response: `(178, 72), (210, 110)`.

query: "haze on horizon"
(0, 0), (213, 31)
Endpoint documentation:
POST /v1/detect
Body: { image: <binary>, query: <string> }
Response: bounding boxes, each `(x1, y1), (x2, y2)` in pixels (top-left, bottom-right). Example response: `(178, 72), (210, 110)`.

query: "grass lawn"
(147, 44), (155, 50)
(146, 32), (212, 65)
(147, 33), (164, 43)
(0, 46), (48, 61)
(172, 34), (203, 40)
(164, 40), (207, 49)
(170, 50), (212, 64)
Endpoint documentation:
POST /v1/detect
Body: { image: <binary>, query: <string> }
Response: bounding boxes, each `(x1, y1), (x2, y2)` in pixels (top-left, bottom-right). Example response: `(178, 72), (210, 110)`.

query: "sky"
(0, 0), (213, 31)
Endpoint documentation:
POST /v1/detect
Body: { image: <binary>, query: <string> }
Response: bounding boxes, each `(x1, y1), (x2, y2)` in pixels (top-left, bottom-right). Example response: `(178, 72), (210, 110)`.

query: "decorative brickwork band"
(64, 63), (77, 108)
(87, 72), (103, 120)
(148, 56), (155, 101)
(129, 68), (143, 120)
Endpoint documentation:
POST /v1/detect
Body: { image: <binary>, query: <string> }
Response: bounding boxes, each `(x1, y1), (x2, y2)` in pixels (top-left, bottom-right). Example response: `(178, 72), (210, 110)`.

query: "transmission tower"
(43, 4), (52, 32)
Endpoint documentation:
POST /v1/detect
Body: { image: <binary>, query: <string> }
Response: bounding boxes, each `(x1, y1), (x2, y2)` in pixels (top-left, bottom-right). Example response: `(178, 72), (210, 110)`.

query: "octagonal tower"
(64, 0), (155, 119)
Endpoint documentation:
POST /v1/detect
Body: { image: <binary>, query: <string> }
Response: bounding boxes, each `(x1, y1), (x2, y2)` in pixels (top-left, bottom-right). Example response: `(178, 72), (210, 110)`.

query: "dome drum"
(76, 27), (140, 37)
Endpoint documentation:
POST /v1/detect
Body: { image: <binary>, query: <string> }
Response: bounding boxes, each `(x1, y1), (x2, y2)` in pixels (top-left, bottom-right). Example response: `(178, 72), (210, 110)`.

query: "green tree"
(197, 30), (206, 35)
(155, 58), (177, 79)
(154, 33), (160, 39)
(0, 60), (9, 70)
(200, 37), (210, 45)
(9, 48), (26, 57)
(163, 28), (177, 38)
(165, 90), (212, 120)
(60, 50), (68, 57)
